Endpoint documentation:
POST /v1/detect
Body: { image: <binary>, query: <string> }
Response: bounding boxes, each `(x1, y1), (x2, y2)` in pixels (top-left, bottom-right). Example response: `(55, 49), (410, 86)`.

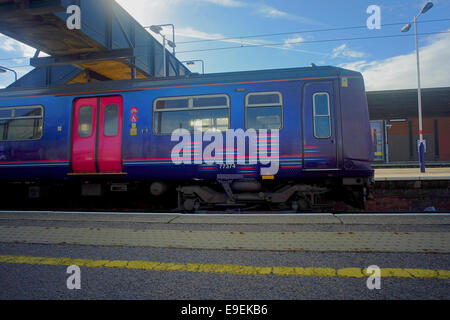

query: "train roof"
(0, 65), (362, 99)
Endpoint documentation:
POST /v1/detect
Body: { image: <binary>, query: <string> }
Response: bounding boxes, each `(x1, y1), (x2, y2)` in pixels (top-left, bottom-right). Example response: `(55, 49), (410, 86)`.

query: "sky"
(0, 0), (450, 90)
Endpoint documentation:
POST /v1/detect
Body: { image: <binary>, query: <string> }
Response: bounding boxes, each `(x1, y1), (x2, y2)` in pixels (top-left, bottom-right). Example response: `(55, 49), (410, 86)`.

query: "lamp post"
(0, 66), (18, 82)
(401, 1), (433, 173)
(146, 25), (176, 77)
(147, 24), (176, 55)
(182, 60), (205, 74)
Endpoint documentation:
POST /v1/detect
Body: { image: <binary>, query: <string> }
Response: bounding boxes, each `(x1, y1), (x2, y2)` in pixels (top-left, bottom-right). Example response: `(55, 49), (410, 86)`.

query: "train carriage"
(0, 65), (374, 211)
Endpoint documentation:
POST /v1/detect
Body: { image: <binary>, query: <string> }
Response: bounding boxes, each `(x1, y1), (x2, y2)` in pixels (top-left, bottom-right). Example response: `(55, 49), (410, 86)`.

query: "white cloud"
(332, 44), (366, 59)
(177, 26), (332, 58)
(199, 0), (246, 7)
(0, 34), (37, 58)
(0, 37), (16, 52)
(340, 30), (450, 91)
(177, 27), (225, 42)
(177, 26), (269, 47)
(116, 0), (326, 28)
(256, 4), (288, 18)
(0, 34), (50, 88)
(116, 0), (245, 26)
(252, 4), (327, 26)
(283, 36), (305, 48)
(116, 0), (180, 26)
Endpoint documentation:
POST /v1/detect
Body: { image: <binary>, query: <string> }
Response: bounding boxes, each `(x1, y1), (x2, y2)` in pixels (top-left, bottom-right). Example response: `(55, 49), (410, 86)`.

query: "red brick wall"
(437, 117), (450, 161)
(386, 117), (450, 162)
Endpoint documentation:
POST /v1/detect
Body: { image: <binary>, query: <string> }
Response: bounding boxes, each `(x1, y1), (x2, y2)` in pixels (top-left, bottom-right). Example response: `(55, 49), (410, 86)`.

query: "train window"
(153, 94), (230, 135)
(0, 109), (12, 118)
(78, 106), (93, 138)
(313, 93), (331, 138)
(245, 92), (283, 130)
(103, 104), (119, 137)
(0, 106), (43, 141)
(155, 98), (190, 110)
(194, 96), (228, 108)
(15, 108), (42, 118)
(248, 93), (281, 105)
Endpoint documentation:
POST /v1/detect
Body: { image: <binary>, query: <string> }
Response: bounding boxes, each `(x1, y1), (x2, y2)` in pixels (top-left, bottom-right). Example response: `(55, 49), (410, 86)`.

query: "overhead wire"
(176, 30), (450, 54)
(176, 18), (450, 44)
(0, 18), (449, 67)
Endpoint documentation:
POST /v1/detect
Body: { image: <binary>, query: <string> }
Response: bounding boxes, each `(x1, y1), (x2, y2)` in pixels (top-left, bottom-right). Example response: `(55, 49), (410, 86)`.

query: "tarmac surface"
(0, 211), (449, 300)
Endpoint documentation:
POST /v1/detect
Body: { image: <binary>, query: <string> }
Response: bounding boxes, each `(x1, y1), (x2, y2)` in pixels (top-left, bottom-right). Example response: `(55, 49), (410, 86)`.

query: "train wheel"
(352, 187), (367, 210)
(182, 198), (200, 212)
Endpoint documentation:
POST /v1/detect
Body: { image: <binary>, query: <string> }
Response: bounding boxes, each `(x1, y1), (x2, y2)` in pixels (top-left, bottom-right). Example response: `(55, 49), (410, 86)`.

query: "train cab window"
(104, 104), (119, 137)
(313, 92), (331, 138)
(245, 92), (283, 130)
(78, 106), (93, 138)
(0, 106), (43, 141)
(153, 94), (230, 135)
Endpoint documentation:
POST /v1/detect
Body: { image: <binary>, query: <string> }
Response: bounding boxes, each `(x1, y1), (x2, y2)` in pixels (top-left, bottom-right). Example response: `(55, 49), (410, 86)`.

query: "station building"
(367, 87), (450, 166)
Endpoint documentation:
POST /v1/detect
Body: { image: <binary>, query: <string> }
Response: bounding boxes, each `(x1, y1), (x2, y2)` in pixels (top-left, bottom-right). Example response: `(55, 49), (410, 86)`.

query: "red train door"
(72, 96), (123, 173)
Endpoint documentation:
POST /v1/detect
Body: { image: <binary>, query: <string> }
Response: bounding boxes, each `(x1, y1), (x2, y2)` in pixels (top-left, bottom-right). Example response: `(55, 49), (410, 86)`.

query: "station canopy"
(367, 87), (450, 120)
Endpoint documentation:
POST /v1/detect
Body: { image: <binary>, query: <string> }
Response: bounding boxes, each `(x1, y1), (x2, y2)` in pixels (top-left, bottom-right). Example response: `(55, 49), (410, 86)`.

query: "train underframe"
(0, 176), (373, 212)
(175, 177), (372, 212)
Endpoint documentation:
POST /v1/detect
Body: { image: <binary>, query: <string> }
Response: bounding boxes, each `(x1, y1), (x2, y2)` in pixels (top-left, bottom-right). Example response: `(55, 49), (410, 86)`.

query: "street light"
(401, 1), (433, 173)
(0, 66), (18, 82)
(147, 24), (176, 55)
(182, 60), (205, 74)
(145, 24), (176, 77)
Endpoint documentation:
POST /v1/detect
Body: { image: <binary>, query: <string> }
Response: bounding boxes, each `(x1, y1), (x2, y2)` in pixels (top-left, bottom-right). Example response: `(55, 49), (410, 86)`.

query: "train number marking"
(219, 163), (236, 169)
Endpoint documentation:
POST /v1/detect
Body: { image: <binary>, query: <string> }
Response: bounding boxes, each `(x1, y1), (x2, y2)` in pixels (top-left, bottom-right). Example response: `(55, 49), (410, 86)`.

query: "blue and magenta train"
(0, 66), (374, 211)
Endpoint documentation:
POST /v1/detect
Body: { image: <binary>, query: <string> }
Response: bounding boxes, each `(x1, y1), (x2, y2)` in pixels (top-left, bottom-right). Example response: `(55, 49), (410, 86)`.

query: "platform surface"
(374, 167), (450, 181)
(0, 212), (449, 253)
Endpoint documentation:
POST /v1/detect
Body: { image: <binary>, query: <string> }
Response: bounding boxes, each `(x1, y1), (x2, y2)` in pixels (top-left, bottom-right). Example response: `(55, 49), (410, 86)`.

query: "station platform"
(0, 211), (449, 254)
(374, 167), (450, 181)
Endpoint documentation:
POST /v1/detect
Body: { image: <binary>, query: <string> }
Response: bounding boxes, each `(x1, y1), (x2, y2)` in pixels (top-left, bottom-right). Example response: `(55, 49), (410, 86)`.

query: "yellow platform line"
(0, 255), (449, 279)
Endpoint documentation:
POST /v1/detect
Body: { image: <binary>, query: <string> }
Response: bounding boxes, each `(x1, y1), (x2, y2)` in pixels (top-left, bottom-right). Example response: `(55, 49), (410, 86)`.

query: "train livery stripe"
(0, 255), (448, 280)
(0, 160), (69, 167)
(1, 155), (306, 167)
(123, 155), (303, 162)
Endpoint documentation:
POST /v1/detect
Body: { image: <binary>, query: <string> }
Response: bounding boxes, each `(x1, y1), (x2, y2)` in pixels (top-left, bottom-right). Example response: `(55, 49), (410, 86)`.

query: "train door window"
(245, 92), (283, 130)
(0, 106), (43, 141)
(78, 106), (93, 137)
(103, 104), (119, 137)
(313, 93), (331, 138)
(153, 94), (230, 135)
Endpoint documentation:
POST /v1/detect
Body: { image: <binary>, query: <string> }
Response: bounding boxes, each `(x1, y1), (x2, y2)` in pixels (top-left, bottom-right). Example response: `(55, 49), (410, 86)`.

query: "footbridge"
(0, 0), (190, 87)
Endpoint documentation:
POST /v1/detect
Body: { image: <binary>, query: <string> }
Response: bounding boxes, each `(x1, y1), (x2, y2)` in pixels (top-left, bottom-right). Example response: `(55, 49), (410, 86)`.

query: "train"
(0, 65), (374, 211)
